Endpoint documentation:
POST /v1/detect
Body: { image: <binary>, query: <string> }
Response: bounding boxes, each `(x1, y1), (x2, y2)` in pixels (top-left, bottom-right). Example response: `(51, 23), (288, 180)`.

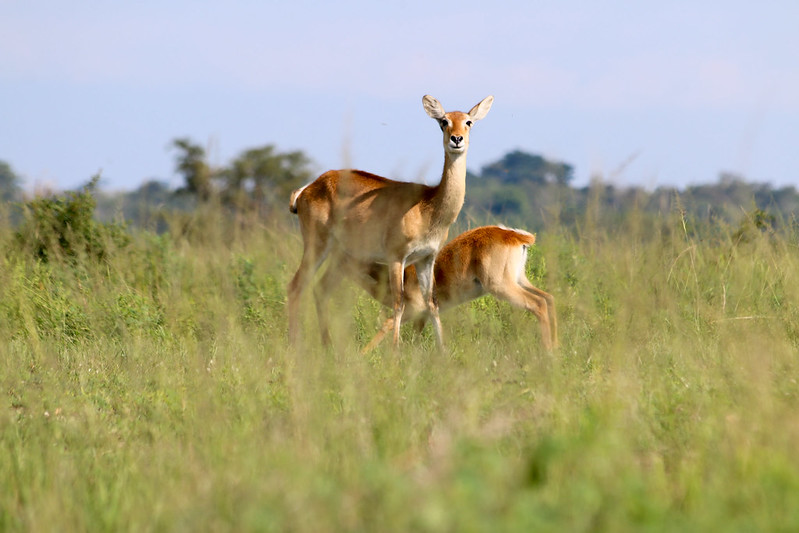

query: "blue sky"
(2, 1), (798, 191)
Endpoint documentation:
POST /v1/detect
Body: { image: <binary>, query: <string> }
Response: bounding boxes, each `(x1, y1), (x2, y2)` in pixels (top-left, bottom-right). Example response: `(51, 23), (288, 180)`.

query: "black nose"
(451, 135), (463, 144)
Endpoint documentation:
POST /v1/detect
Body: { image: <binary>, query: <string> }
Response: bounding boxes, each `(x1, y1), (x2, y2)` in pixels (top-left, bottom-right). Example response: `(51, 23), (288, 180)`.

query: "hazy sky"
(2, 1), (798, 191)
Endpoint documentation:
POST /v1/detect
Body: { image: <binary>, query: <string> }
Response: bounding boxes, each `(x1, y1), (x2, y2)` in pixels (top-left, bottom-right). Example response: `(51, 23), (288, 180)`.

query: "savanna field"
(2, 188), (799, 532)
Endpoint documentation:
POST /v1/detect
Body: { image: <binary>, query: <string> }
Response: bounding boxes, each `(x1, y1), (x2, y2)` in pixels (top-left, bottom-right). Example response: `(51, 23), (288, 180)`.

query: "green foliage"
(464, 150), (799, 235)
(223, 145), (313, 213)
(172, 137), (214, 201)
(3, 171), (799, 530)
(168, 137), (315, 216)
(29, 147), (796, 244)
(0, 160), (22, 202)
(14, 178), (129, 263)
(481, 149), (574, 185)
(733, 207), (776, 244)
(4, 259), (93, 343)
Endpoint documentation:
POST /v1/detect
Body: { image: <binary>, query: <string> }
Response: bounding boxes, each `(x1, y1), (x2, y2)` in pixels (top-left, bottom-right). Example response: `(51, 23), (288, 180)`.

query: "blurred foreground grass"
(2, 197), (799, 531)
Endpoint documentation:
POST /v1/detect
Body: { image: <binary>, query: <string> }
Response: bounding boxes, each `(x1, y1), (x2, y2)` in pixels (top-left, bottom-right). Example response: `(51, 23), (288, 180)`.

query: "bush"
(15, 177), (129, 263)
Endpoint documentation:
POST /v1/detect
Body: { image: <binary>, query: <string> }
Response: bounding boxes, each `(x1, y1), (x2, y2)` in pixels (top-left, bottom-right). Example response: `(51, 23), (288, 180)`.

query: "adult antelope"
(288, 95), (494, 348)
(356, 225), (558, 352)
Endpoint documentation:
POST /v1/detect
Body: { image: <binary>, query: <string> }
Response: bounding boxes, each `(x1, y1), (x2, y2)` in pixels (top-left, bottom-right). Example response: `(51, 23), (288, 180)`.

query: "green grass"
(2, 204), (799, 532)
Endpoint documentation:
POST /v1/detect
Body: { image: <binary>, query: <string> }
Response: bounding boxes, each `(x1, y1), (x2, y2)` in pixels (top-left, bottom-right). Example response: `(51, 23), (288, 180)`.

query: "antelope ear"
(467, 95), (494, 122)
(422, 95), (446, 120)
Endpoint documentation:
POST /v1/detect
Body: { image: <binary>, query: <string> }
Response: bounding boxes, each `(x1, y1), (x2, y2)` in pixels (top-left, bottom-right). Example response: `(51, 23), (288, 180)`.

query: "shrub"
(15, 177), (129, 263)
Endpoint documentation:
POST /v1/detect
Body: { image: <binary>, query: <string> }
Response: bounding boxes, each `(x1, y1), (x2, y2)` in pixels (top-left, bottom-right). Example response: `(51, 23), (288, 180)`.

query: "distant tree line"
(463, 151), (799, 234)
(1, 143), (797, 236)
(168, 138), (314, 212)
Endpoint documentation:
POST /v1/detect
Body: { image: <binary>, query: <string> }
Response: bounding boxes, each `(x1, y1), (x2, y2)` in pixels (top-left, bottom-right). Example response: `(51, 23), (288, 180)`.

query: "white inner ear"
(468, 95), (494, 121)
(423, 95), (446, 119)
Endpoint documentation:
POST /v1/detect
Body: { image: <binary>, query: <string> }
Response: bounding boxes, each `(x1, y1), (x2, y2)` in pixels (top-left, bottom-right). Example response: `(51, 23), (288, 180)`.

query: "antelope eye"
(466, 120), (473, 127)
(439, 119), (449, 129)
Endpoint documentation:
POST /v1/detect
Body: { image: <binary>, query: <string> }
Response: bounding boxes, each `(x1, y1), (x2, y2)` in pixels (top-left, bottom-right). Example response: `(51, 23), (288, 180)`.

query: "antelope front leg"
(416, 256), (444, 350)
(388, 261), (406, 347)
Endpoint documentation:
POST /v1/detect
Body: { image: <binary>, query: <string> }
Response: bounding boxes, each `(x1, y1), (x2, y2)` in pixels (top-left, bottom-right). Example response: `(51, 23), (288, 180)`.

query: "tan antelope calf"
(288, 95), (494, 349)
(356, 225), (558, 352)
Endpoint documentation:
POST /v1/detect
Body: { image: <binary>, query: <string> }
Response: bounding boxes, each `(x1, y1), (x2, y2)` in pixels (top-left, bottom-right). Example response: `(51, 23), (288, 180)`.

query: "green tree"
(15, 176), (129, 262)
(0, 160), (22, 202)
(171, 138), (214, 201)
(465, 150), (576, 227)
(223, 145), (314, 212)
(480, 150), (573, 186)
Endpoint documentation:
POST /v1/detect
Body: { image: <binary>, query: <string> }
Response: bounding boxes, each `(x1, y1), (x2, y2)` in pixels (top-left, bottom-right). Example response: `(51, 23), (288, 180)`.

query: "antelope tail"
(288, 184), (309, 214)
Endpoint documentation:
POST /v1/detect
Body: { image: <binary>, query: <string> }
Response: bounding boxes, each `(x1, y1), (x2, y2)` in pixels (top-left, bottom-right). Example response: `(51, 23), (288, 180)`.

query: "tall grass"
(2, 192), (799, 531)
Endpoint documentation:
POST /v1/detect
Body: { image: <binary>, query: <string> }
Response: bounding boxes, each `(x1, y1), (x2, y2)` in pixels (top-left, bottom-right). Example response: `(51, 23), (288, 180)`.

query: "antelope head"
(423, 95), (494, 155)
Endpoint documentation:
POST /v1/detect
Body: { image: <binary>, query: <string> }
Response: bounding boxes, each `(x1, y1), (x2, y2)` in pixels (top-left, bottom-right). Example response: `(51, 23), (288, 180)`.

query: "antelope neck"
(430, 150), (468, 226)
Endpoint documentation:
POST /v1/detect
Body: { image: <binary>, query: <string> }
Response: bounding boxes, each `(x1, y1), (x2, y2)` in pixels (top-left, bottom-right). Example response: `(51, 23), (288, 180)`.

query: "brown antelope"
(288, 95), (494, 348)
(355, 225), (558, 352)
